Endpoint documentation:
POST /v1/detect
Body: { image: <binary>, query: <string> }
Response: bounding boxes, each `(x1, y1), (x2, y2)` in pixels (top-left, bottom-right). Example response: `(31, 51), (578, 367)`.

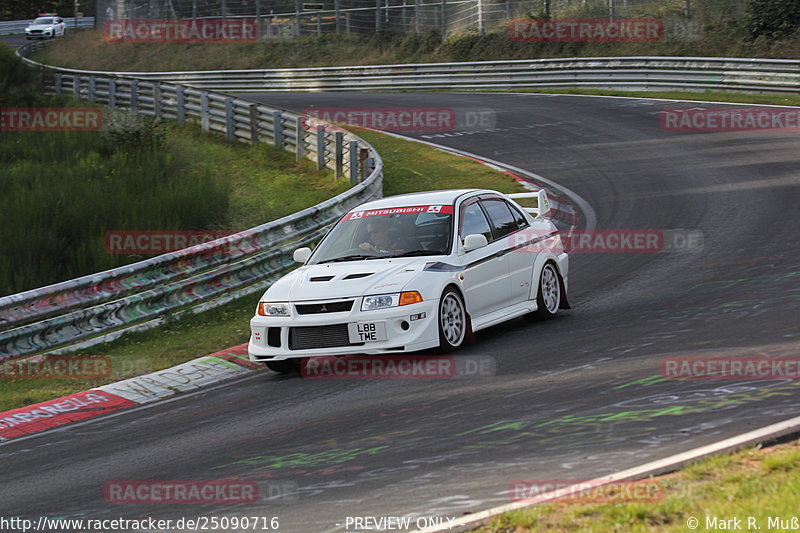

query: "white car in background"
(249, 188), (570, 373)
(25, 15), (67, 39)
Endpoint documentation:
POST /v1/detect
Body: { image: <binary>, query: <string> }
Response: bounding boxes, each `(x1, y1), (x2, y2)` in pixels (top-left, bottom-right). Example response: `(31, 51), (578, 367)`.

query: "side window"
(507, 201), (529, 229)
(459, 202), (493, 243)
(480, 199), (519, 239)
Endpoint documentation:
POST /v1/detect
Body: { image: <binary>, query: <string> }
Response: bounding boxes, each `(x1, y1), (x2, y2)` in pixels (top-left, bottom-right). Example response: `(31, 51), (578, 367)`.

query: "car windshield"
(32, 17), (54, 24)
(309, 205), (453, 264)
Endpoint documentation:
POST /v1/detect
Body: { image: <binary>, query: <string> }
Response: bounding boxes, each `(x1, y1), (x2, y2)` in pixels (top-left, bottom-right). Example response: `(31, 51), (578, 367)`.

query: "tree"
(745, 0), (800, 40)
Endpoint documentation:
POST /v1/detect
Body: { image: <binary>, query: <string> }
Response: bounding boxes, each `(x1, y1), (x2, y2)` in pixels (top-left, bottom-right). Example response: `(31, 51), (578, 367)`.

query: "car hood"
(263, 257), (433, 301)
(27, 24), (53, 28)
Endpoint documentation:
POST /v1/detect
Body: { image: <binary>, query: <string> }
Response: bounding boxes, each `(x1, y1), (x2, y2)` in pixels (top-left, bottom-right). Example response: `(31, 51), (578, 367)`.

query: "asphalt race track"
(2, 91), (800, 532)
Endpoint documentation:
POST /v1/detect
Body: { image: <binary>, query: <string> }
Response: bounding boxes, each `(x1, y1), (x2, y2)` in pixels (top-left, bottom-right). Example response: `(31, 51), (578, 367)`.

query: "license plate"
(348, 321), (388, 343)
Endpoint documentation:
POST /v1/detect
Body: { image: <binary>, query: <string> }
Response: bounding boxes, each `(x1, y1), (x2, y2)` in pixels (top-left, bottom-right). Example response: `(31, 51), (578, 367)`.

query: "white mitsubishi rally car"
(248, 188), (569, 373)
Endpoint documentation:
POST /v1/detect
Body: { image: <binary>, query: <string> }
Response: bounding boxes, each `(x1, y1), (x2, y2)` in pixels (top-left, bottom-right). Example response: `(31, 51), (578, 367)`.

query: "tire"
(265, 359), (298, 374)
(530, 262), (561, 320)
(437, 287), (467, 352)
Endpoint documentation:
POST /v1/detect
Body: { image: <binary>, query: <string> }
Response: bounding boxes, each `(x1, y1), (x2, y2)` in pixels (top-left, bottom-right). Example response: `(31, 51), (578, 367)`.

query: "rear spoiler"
(507, 189), (551, 218)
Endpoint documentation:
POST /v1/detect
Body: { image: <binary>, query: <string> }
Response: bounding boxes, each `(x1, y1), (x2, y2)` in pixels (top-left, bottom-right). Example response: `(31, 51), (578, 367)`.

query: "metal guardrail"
(16, 53), (800, 94)
(0, 17), (95, 35)
(1, 42), (383, 361)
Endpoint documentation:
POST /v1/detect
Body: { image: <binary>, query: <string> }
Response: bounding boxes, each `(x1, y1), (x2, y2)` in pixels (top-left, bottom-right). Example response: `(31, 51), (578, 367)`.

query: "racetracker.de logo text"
(103, 19), (259, 43)
(1, 108), (102, 131)
(508, 18), (663, 42)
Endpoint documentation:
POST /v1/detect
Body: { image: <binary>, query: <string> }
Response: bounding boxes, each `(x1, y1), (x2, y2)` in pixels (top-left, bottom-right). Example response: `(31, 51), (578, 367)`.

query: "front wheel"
(437, 288), (466, 352)
(265, 359), (298, 374)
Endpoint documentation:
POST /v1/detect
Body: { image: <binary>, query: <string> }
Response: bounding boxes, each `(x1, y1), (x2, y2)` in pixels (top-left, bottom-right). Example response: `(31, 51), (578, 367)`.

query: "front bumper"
(25, 30), (53, 38)
(248, 298), (440, 361)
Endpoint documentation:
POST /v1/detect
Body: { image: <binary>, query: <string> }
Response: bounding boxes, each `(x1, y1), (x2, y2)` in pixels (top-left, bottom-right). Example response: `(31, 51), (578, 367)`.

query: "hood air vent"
(343, 273), (374, 280)
(310, 275), (335, 282)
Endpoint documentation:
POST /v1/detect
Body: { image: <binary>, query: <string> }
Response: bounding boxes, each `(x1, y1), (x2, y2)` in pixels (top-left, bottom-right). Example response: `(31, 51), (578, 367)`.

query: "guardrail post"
(88, 76), (96, 103)
(349, 141), (359, 184)
(54, 73), (62, 95)
(296, 116), (306, 161)
(72, 75), (81, 101)
(130, 79), (138, 114)
(200, 92), (210, 131)
(335, 0), (341, 33)
(249, 104), (259, 144)
(273, 111), (283, 147)
(375, 0), (381, 32)
(225, 98), (235, 141)
(335, 132), (344, 179)
(294, 0), (301, 37)
(153, 84), (162, 119)
(359, 148), (368, 180)
(414, 0), (420, 34)
(316, 125), (325, 170)
(441, 0), (447, 36)
(108, 78), (116, 108)
(176, 86), (185, 125)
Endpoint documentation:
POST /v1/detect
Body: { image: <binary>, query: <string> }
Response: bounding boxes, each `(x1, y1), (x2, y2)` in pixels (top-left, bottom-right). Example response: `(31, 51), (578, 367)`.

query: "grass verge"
(0, 130), (527, 411)
(0, 118), (343, 295)
(34, 21), (800, 73)
(473, 437), (800, 532)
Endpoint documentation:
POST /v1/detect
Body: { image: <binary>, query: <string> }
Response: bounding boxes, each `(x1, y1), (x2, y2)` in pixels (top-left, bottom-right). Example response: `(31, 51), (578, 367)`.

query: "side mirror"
(293, 247), (312, 263)
(462, 234), (488, 252)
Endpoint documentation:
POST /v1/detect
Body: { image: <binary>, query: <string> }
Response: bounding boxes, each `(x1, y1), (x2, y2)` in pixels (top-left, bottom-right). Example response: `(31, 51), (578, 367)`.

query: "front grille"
(295, 300), (353, 315)
(289, 324), (364, 350)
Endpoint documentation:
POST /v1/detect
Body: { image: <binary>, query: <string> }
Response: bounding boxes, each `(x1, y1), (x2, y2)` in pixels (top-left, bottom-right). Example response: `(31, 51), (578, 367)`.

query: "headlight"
(361, 291), (423, 311)
(257, 302), (289, 317)
(46, 27), (52, 30)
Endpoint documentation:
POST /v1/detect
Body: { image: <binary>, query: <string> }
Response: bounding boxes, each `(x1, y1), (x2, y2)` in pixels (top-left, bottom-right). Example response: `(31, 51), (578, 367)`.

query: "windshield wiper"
(317, 254), (375, 264)
(385, 250), (442, 258)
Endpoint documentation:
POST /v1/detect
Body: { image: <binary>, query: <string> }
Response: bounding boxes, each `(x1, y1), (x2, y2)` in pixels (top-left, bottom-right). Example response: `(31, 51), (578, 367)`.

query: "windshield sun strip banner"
(341, 205), (454, 221)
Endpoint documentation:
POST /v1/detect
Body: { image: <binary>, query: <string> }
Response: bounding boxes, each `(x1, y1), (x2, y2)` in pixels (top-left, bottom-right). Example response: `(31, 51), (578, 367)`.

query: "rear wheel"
(437, 288), (466, 352)
(265, 359), (298, 374)
(530, 262), (561, 320)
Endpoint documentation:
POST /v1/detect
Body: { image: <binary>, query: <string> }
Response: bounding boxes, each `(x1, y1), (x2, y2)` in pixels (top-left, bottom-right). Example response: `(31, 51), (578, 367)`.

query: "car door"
(457, 197), (511, 319)
(480, 197), (535, 304)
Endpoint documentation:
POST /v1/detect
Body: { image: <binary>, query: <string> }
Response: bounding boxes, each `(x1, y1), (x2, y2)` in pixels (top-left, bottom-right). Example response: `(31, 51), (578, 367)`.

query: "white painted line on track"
(411, 414), (800, 533)
(504, 91), (800, 109)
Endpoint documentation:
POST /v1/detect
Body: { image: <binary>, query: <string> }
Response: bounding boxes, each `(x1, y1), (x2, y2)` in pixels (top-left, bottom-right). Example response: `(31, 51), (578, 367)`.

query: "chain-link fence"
(94, 0), (747, 39)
